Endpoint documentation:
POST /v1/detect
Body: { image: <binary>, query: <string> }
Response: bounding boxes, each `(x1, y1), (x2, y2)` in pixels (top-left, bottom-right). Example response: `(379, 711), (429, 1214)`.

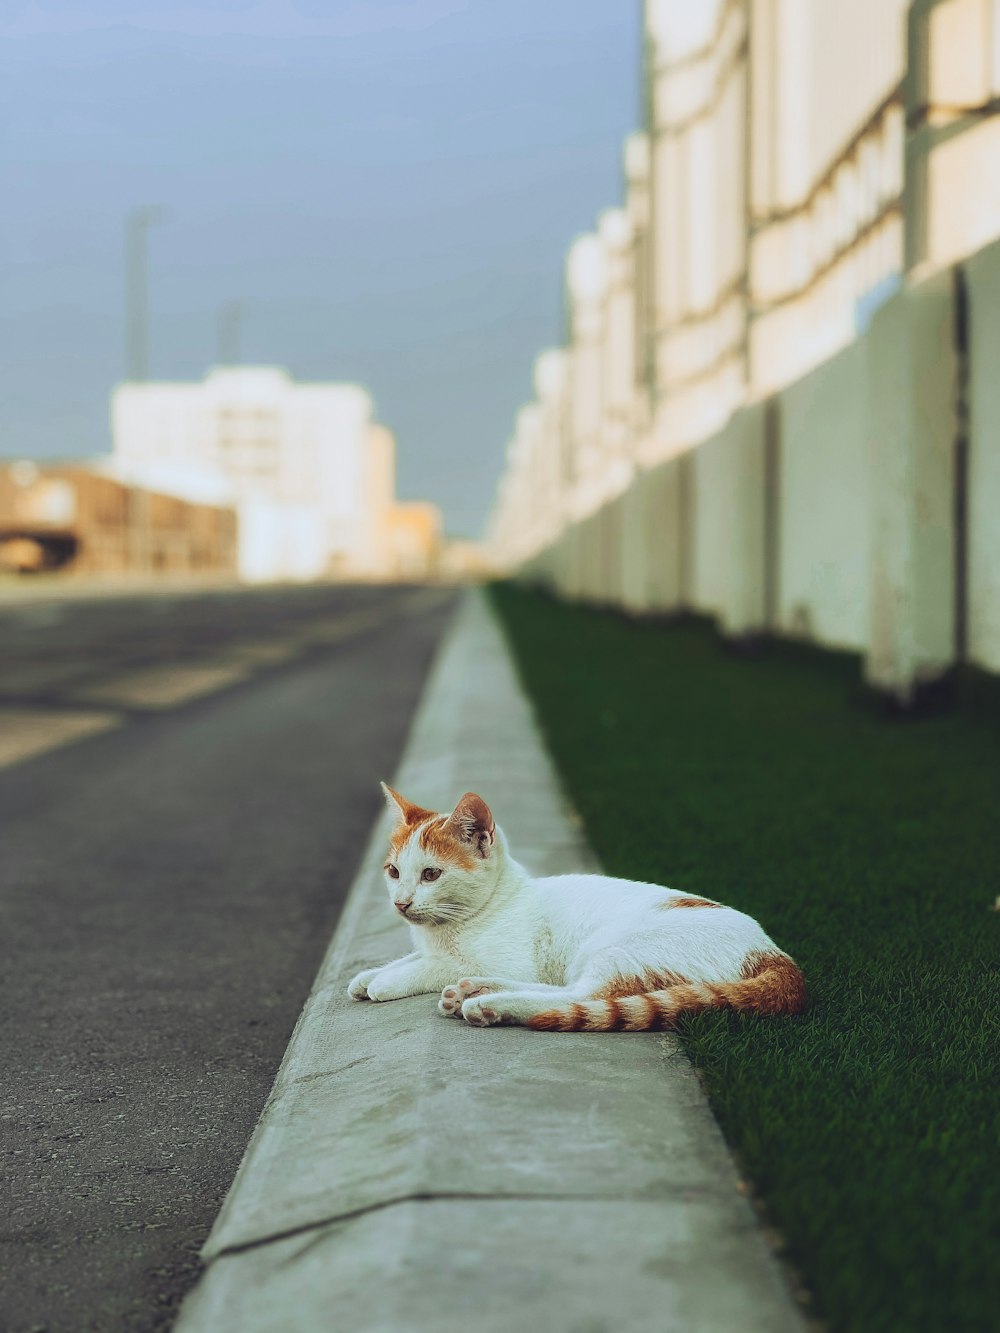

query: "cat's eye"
(421, 867), (442, 883)
(385, 864), (399, 879)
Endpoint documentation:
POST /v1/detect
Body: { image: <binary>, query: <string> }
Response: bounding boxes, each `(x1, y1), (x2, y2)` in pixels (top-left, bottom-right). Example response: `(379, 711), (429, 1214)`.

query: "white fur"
(348, 796), (790, 1029)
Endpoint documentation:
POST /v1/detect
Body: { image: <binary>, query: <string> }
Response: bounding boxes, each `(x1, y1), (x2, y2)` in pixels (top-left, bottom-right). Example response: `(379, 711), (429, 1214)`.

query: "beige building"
(384, 502), (443, 581)
(0, 461), (237, 578)
(489, 0), (1000, 700)
(111, 367), (402, 582)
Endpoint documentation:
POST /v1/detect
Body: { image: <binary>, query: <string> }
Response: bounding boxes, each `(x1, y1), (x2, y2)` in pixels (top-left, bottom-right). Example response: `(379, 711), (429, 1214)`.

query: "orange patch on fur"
(526, 1010), (563, 1030)
(526, 954), (806, 1032)
(662, 896), (722, 909)
(386, 788), (440, 859)
(527, 1001), (590, 1032)
(388, 824), (416, 857)
(614, 993), (673, 1030)
(597, 968), (689, 1000)
(652, 954), (806, 1021)
(734, 950), (808, 1015)
(595, 998), (625, 1031)
(417, 815), (447, 844)
(384, 785), (437, 827)
(655, 984), (703, 1019)
(417, 816), (477, 871)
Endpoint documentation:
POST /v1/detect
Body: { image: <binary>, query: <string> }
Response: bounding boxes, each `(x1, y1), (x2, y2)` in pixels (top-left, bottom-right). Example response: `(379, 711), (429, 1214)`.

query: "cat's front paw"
(438, 978), (496, 1018)
(347, 966), (380, 1000)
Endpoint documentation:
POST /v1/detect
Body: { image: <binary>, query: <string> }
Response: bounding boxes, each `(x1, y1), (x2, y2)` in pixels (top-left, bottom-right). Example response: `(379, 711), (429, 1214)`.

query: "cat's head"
(379, 782), (499, 926)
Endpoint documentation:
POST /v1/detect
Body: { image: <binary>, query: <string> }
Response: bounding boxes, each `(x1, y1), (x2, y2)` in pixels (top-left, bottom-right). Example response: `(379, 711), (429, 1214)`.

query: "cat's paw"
(347, 966), (380, 1000)
(438, 978), (496, 1018)
(459, 995), (505, 1027)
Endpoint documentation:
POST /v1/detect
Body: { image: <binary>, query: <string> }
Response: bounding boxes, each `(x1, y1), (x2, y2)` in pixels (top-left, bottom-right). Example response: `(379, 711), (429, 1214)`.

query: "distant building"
(384, 502), (443, 581)
(0, 461), (237, 578)
(1, 366), (467, 585)
(111, 367), (411, 583)
(437, 537), (493, 583)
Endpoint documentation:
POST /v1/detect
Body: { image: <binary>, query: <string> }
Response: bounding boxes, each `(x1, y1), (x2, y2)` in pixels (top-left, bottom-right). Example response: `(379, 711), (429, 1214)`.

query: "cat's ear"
(445, 792), (495, 857)
(380, 781), (436, 828)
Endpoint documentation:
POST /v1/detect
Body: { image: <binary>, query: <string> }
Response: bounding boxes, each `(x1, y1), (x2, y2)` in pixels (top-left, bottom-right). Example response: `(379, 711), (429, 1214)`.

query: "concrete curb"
(175, 589), (806, 1332)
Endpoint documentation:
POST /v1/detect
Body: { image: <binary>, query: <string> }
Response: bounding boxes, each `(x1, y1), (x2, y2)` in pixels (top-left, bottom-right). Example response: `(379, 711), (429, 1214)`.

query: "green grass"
(490, 583), (1000, 1333)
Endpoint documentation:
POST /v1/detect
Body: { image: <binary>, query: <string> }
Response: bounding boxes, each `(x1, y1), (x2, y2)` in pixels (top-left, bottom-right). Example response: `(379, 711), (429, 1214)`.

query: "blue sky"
(0, 0), (641, 536)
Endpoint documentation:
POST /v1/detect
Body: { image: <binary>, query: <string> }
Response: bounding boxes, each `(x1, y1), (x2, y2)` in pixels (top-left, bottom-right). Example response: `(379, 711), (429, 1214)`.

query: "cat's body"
(348, 786), (806, 1031)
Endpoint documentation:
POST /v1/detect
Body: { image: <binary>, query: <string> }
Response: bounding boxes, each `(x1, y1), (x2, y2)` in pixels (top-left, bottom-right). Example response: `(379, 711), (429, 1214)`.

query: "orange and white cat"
(348, 784), (806, 1031)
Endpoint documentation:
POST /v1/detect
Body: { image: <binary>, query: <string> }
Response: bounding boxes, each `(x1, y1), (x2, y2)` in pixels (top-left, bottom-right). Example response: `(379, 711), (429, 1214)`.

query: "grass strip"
(490, 582), (1000, 1333)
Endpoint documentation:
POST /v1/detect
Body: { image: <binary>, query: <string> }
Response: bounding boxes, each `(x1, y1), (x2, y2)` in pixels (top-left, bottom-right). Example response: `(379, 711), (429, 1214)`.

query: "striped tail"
(526, 952), (807, 1032)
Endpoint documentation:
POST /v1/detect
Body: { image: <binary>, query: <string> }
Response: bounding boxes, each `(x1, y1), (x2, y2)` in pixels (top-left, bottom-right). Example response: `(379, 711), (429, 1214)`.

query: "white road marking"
(73, 663), (251, 710)
(296, 608), (390, 643)
(0, 709), (121, 770)
(220, 640), (302, 665)
(0, 595), (443, 769)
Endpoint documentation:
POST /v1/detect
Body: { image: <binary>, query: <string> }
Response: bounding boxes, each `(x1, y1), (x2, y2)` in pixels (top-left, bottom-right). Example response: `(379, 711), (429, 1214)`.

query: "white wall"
(964, 236), (1000, 673)
(777, 337), (871, 650)
(690, 405), (768, 636)
(866, 273), (957, 698)
(620, 459), (683, 614)
(490, 0), (1000, 697)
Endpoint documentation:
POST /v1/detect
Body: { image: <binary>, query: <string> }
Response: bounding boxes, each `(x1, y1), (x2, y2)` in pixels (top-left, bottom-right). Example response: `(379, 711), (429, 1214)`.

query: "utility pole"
(217, 300), (246, 366)
(124, 205), (168, 381)
(123, 205), (167, 576)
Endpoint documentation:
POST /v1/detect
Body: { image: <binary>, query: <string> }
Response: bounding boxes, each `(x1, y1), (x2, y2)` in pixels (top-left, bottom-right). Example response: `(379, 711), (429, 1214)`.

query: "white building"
(111, 367), (396, 582)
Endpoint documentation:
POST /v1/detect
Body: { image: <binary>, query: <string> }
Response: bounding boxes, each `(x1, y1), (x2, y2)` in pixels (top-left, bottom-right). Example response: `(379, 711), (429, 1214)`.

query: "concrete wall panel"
(964, 237), (1000, 673)
(643, 459), (684, 613)
(777, 337), (870, 650)
(510, 258), (996, 698)
(578, 514), (598, 603)
(866, 274), (957, 697)
(619, 464), (682, 614)
(604, 493), (628, 606)
(690, 405), (768, 636)
(620, 478), (650, 612)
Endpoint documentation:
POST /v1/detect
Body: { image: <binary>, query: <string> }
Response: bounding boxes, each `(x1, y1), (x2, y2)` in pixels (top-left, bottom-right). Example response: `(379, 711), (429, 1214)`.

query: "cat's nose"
(394, 897), (414, 916)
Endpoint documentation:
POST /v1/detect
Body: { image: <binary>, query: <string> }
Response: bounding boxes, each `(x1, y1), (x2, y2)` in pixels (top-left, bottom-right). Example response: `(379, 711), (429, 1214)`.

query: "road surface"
(0, 583), (456, 1332)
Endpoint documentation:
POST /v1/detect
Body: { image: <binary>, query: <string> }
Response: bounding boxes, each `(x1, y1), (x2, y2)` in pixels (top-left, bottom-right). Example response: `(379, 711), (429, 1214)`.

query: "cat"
(347, 784), (806, 1031)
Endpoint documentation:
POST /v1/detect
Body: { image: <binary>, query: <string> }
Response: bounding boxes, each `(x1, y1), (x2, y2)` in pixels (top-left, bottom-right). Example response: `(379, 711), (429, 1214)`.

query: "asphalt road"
(0, 583), (457, 1332)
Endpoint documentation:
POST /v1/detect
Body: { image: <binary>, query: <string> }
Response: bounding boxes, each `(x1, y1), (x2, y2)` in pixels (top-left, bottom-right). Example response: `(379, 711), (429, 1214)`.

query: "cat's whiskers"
(410, 901), (465, 926)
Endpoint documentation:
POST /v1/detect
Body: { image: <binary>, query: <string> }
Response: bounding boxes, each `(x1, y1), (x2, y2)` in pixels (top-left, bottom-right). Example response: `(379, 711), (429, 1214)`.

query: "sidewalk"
(175, 590), (805, 1333)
